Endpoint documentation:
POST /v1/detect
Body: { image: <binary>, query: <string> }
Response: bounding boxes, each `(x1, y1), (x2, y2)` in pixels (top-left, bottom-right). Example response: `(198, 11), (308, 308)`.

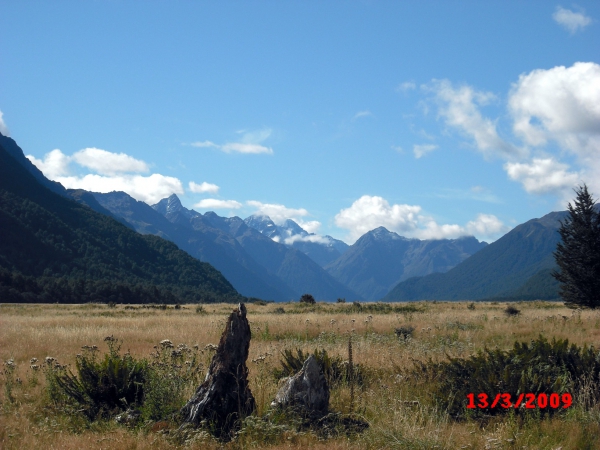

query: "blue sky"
(1, 1), (599, 244)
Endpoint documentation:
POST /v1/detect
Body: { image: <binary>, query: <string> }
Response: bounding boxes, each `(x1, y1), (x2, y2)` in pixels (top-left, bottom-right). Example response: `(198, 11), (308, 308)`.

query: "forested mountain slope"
(384, 212), (566, 301)
(0, 133), (242, 304)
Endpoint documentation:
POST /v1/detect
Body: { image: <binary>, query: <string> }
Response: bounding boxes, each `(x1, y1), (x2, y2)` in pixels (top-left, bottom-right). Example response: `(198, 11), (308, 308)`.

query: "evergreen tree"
(552, 184), (600, 308)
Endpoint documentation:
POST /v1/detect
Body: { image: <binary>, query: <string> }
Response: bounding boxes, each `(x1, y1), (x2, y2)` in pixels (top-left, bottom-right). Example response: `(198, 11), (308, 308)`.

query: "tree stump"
(271, 354), (329, 419)
(180, 303), (255, 440)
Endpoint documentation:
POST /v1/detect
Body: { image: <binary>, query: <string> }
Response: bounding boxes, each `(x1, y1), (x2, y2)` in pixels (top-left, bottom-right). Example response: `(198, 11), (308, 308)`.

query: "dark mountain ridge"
(0, 133), (241, 304)
(384, 211), (567, 301)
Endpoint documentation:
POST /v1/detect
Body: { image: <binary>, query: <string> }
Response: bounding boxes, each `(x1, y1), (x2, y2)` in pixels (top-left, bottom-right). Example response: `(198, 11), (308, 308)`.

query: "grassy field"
(1, 300), (600, 449)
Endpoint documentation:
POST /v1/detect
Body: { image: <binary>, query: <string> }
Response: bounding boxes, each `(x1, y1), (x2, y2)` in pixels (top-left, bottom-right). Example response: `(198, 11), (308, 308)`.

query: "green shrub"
(141, 340), (204, 421)
(300, 294), (316, 304)
(430, 335), (600, 420)
(45, 336), (147, 420)
(394, 325), (415, 340)
(44, 337), (204, 422)
(504, 305), (521, 317)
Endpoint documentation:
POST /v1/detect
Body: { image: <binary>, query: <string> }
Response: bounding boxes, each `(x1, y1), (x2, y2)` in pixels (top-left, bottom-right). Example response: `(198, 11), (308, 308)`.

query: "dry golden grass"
(2, 300), (600, 449)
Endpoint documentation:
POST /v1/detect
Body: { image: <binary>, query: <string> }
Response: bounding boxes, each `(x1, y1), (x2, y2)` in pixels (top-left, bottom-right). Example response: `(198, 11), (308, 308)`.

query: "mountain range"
(384, 212), (565, 301)
(3, 130), (569, 303)
(0, 133), (242, 304)
(324, 227), (488, 300)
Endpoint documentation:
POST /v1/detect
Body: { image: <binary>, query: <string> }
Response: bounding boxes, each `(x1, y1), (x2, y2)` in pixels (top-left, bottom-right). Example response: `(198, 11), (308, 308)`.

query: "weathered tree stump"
(271, 354), (329, 419)
(180, 303), (255, 440)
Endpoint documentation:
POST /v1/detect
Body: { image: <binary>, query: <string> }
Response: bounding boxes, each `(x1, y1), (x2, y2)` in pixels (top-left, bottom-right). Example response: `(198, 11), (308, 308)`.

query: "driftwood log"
(180, 303), (255, 440)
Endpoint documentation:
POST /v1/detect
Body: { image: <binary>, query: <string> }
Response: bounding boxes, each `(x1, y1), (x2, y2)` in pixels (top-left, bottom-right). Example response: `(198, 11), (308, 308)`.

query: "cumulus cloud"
(0, 110), (9, 136)
(553, 6), (592, 33)
(334, 195), (422, 242)
(509, 62), (600, 156)
(506, 62), (600, 195)
(335, 195), (507, 243)
(27, 148), (184, 204)
(193, 199), (242, 209)
(190, 128), (274, 155)
(189, 181), (219, 194)
(504, 158), (581, 195)
(428, 79), (523, 159)
(27, 149), (71, 178)
(72, 148), (149, 175)
(413, 144), (438, 159)
(56, 173), (184, 204)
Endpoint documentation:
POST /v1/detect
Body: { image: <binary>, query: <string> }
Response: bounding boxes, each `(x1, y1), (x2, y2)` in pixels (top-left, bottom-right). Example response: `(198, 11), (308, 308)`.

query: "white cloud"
(27, 149), (71, 178)
(413, 144), (438, 159)
(27, 148), (183, 204)
(189, 181), (219, 194)
(553, 6), (592, 33)
(239, 128), (272, 143)
(397, 81), (416, 92)
(220, 143), (273, 154)
(428, 79), (523, 159)
(190, 140), (218, 148)
(335, 195), (507, 243)
(283, 234), (330, 245)
(465, 214), (509, 238)
(56, 173), (184, 204)
(353, 110), (373, 120)
(247, 200), (321, 233)
(247, 201), (309, 224)
(294, 220), (321, 234)
(334, 195), (422, 242)
(72, 148), (149, 175)
(0, 110), (9, 136)
(504, 158), (581, 195)
(509, 62), (600, 156)
(193, 198), (242, 209)
(190, 128), (274, 154)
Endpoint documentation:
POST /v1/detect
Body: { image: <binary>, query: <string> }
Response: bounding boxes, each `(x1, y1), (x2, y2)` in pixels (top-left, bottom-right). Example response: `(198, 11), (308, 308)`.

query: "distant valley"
(1, 131), (566, 303)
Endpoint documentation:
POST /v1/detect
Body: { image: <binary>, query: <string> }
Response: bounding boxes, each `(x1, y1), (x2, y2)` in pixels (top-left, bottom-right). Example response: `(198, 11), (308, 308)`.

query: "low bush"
(45, 336), (147, 420)
(44, 336), (204, 423)
(430, 335), (600, 420)
(504, 305), (521, 317)
(395, 325), (415, 340)
(299, 294), (316, 304)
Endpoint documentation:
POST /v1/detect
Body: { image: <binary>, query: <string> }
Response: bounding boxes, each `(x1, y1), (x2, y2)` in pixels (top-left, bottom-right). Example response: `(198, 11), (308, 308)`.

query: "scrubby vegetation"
(2, 301), (600, 449)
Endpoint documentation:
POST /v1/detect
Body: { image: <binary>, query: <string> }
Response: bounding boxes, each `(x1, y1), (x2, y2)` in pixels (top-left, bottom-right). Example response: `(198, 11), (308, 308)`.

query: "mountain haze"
(150, 197), (361, 301)
(93, 192), (296, 301)
(384, 211), (566, 301)
(324, 226), (488, 300)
